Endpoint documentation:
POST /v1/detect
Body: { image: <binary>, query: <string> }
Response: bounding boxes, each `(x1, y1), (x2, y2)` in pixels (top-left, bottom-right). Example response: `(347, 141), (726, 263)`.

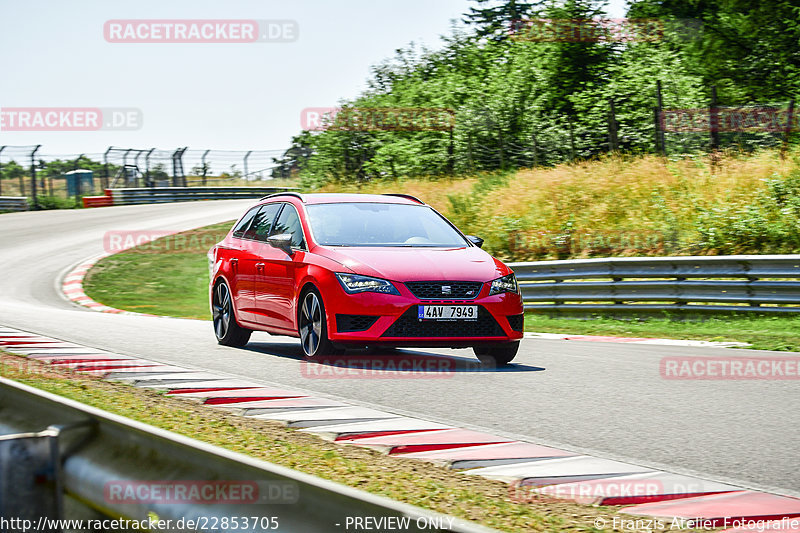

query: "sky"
(0, 0), (629, 159)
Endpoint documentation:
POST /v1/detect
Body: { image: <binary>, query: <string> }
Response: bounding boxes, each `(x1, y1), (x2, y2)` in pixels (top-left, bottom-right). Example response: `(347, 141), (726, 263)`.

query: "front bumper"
(324, 280), (524, 347)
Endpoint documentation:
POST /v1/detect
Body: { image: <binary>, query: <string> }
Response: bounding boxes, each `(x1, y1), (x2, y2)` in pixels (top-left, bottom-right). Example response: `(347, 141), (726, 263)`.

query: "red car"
(209, 193), (524, 365)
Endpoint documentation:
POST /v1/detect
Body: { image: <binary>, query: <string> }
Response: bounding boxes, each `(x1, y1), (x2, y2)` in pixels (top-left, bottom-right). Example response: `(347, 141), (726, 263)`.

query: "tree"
(148, 163), (169, 183)
(627, 0), (800, 102)
(464, 0), (543, 41)
(190, 162), (211, 176)
(1, 161), (27, 195)
(271, 136), (314, 180)
(221, 165), (243, 180)
(537, 0), (614, 116)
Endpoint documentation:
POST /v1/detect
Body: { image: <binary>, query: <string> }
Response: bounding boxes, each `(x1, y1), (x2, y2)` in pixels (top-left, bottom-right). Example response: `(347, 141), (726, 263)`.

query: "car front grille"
(336, 314), (380, 333)
(507, 314), (524, 332)
(404, 281), (483, 300)
(381, 306), (505, 338)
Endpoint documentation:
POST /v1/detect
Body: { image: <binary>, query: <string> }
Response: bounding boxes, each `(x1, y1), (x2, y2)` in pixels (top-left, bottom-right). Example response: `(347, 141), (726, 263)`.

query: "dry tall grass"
(320, 148), (800, 261)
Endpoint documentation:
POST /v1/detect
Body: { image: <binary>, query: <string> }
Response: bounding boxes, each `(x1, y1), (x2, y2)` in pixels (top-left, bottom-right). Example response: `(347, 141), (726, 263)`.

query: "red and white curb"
(61, 253), (145, 315)
(61, 249), (175, 316)
(61, 230), (183, 315)
(524, 332), (751, 348)
(3, 325), (799, 530)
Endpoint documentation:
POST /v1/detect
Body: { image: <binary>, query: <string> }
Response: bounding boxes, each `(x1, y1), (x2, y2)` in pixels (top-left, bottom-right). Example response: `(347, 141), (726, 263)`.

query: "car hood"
(315, 246), (509, 282)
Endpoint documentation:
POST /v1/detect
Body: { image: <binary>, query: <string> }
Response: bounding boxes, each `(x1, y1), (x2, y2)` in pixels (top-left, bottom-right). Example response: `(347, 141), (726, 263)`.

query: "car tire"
(298, 288), (337, 358)
(212, 280), (252, 347)
(473, 341), (519, 366)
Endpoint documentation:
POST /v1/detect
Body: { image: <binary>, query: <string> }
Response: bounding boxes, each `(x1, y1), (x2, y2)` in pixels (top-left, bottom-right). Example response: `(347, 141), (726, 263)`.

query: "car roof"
(260, 192), (424, 205)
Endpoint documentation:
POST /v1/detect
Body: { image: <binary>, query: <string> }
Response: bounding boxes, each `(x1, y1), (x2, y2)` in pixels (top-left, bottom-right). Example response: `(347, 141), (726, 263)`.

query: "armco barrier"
(0, 196), (28, 212)
(109, 186), (298, 205)
(0, 378), (495, 533)
(509, 255), (800, 315)
(82, 186), (300, 207)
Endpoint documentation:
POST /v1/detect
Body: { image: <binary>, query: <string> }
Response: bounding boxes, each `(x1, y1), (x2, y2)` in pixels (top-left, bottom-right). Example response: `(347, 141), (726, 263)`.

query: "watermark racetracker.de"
(300, 353), (490, 380)
(301, 107), (456, 132)
(508, 17), (704, 43)
(661, 356), (800, 380)
(661, 107), (800, 133)
(104, 19), (298, 43)
(509, 478), (669, 506)
(507, 229), (667, 257)
(0, 107), (142, 131)
(509, 18), (703, 42)
(103, 230), (229, 254)
(104, 480), (298, 505)
(510, 18), (662, 42)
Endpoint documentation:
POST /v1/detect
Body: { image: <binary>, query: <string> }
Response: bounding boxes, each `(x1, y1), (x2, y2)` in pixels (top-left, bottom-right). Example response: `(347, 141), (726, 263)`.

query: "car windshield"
(306, 202), (469, 247)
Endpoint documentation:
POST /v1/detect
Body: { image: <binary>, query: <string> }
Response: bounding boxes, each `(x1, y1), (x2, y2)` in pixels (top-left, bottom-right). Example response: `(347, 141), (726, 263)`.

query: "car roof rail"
(382, 193), (424, 204)
(260, 191), (305, 202)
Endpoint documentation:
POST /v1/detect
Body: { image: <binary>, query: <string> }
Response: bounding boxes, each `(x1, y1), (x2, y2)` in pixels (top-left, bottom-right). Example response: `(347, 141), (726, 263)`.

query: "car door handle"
(256, 263), (265, 270)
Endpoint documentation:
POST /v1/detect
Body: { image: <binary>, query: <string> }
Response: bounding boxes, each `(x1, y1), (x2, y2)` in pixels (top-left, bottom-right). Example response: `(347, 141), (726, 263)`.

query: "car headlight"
(489, 273), (518, 296)
(336, 273), (400, 295)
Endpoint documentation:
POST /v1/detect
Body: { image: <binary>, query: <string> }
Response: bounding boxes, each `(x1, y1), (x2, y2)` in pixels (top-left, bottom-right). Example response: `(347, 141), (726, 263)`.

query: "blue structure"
(64, 170), (94, 196)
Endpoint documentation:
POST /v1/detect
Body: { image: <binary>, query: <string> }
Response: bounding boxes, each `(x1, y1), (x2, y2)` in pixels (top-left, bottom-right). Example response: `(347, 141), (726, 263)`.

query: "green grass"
(83, 221), (800, 353)
(83, 221), (234, 320)
(525, 314), (800, 352)
(0, 352), (649, 533)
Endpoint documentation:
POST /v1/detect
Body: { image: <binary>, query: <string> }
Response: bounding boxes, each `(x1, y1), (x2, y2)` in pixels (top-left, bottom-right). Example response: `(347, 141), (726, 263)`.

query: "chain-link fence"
(0, 145), (292, 208)
(182, 149), (287, 184)
(448, 96), (796, 174)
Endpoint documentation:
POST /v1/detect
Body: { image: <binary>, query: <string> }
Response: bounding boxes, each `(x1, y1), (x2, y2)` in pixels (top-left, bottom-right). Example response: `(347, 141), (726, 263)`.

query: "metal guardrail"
(0, 378), (496, 533)
(108, 187), (299, 205)
(508, 255), (800, 315)
(0, 196), (29, 212)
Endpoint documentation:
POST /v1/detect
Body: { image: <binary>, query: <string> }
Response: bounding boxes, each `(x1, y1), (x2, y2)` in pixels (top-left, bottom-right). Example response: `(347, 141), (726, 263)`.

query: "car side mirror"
(467, 235), (484, 248)
(268, 234), (294, 255)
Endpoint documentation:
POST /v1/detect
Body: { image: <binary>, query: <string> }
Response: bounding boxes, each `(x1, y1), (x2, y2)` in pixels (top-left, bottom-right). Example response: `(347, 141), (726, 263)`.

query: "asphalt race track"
(0, 201), (797, 496)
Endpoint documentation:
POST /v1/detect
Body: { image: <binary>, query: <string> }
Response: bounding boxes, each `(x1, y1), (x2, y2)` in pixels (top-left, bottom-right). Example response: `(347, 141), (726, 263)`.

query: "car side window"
(244, 203), (282, 242)
(270, 204), (306, 249)
(231, 207), (259, 238)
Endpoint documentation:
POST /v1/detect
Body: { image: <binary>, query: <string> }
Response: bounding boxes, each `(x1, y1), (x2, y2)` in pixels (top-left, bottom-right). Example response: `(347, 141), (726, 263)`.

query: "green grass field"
(83, 221), (234, 320)
(523, 314), (800, 352)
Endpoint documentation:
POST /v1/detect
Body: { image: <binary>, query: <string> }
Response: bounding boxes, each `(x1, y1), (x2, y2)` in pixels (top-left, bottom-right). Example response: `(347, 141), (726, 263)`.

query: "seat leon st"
(209, 193), (524, 365)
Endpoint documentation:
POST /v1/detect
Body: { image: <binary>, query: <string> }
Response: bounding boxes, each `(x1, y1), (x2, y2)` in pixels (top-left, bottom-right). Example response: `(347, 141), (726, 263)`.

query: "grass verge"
(524, 314), (800, 352)
(0, 351), (653, 533)
(83, 221), (234, 320)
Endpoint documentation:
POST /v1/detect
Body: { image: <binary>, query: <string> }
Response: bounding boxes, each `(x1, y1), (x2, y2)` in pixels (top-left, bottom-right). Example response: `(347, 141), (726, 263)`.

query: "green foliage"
(464, 0), (542, 41)
(37, 156), (110, 179)
(190, 162), (211, 176)
(148, 162), (170, 182)
(34, 195), (79, 210)
(695, 170), (800, 253)
(289, 0), (796, 187)
(627, 0), (800, 101)
(1, 161), (26, 182)
(524, 313), (800, 352)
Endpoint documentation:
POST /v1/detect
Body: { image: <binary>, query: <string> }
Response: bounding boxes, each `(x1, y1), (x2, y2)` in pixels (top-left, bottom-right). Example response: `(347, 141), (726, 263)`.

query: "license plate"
(418, 305), (477, 320)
